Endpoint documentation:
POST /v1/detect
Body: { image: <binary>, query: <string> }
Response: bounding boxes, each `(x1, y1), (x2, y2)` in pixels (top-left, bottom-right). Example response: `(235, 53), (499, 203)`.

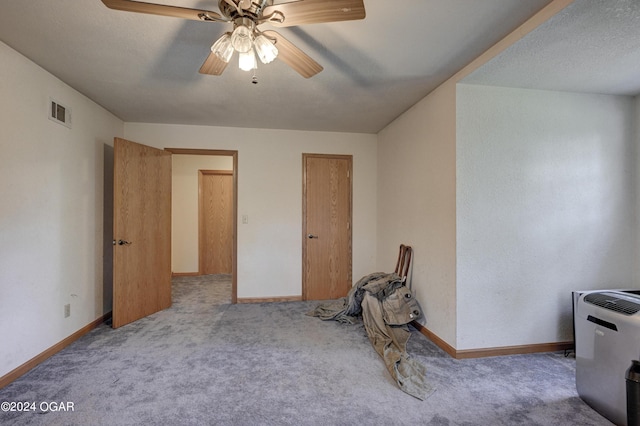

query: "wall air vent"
(49, 98), (72, 128)
(584, 292), (640, 315)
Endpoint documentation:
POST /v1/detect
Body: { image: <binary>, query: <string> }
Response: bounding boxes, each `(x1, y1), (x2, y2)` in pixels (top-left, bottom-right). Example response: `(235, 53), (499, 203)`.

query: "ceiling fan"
(101, 0), (366, 79)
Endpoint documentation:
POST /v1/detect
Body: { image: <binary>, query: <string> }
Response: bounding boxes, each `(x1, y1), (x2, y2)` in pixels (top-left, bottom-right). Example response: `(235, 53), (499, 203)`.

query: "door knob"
(307, 234), (318, 239)
(117, 239), (132, 246)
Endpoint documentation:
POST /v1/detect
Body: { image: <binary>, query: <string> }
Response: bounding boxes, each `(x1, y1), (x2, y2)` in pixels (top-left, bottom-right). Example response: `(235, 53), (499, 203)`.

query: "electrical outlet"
(64, 304), (70, 318)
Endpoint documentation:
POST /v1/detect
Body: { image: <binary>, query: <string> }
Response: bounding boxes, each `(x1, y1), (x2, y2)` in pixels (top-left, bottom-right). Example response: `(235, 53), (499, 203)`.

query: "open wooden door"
(112, 138), (172, 328)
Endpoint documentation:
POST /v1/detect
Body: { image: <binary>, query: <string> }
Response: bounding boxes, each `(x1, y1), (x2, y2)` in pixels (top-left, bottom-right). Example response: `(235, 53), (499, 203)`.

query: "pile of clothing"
(308, 272), (434, 400)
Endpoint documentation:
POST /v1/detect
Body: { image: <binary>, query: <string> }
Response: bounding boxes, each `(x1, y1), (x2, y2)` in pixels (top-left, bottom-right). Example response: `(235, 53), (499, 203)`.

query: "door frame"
(166, 148), (238, 304)
(302, 153), (353, 300)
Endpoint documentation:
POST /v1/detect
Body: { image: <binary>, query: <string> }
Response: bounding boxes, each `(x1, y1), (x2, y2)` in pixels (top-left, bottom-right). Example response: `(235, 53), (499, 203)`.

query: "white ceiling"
(4, 0), (633, 134)
(463, 0), (640, 96)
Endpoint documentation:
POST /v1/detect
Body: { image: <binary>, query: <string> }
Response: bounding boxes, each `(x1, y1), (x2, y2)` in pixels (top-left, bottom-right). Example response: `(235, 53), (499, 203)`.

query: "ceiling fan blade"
(199, 52), (229, 75)
(262, 30), (323, 78)
(101, 0), (224, 22)
(263, 0), (365, 27)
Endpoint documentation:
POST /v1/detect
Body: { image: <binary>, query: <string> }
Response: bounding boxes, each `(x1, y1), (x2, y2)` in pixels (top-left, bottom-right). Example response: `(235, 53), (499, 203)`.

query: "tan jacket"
(308, 272), (434, 400)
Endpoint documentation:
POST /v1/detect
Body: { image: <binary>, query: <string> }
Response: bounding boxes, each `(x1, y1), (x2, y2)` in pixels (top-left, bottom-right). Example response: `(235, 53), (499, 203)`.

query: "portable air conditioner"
(574, 290), (640, 426)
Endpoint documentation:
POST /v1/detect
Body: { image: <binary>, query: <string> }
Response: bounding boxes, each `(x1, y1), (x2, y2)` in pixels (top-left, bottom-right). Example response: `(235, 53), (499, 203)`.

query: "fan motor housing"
(219, 0), (274, 20)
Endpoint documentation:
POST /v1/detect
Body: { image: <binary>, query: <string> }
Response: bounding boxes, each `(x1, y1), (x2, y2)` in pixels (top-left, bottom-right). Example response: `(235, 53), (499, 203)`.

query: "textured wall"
(0, 42), (123, 377)
(456, 84), (636, 349)
(377, 81), (458, 347)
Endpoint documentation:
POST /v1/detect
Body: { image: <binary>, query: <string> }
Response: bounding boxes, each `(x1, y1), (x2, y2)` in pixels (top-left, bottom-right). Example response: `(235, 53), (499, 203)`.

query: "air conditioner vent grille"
(584, 292), (640, 315)
(48, 98), (71, 128)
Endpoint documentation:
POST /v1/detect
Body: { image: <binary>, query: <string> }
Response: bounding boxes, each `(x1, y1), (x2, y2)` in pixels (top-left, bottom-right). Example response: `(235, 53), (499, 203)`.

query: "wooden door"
(303, 154), (352, 300)
(199, 170), (233, 274)
(113, 138), (172, 328)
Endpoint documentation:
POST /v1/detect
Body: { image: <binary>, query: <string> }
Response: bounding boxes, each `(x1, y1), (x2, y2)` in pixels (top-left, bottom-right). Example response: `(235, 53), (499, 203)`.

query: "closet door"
(303, 154), (352, 300)
(199, 170), (233, 274)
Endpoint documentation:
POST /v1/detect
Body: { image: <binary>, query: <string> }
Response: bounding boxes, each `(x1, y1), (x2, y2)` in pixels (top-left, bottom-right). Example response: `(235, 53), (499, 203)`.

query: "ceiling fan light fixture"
(211, 33), (234, 63)
(238, 48), (257, 71)
(254, 34), (278, 64)
(101, 0), (365, 79)
(231, 23), (254, 53)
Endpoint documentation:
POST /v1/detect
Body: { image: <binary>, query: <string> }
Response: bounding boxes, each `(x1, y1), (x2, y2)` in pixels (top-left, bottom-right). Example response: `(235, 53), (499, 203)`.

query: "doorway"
(302, 153), (352, 300)
(166, 148), (238, 304)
